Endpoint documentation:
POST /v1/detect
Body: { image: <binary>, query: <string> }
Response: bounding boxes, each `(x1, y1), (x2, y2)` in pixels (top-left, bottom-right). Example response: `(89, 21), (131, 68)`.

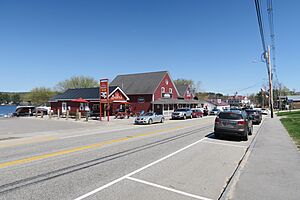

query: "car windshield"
(175, 109), (188, 112)
(142, 112), (154, 116)
(212, 109), (219, 111)
(218, 112), (242, 120)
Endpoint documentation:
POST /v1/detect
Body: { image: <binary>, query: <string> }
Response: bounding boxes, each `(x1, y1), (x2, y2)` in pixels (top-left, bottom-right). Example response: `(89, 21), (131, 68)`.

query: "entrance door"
(62, 102), (67, 113)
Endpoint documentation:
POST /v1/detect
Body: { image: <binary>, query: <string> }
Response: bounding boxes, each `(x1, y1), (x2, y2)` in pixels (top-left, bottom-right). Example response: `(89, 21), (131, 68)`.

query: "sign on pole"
(99, 79), (109, 121)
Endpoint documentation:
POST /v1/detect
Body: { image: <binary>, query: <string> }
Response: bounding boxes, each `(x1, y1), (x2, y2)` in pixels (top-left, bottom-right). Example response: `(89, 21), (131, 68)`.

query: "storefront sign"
(162, 93), (171, 98)
(100, 79), (109, 121)
(111, 91), (125, 101)
(137, 96), (145, 103)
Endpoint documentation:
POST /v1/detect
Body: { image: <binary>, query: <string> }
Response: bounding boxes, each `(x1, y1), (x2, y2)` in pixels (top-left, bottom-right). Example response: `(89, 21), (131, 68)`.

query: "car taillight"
(237, 120), (246, 125)
(215, 117), (220, 124)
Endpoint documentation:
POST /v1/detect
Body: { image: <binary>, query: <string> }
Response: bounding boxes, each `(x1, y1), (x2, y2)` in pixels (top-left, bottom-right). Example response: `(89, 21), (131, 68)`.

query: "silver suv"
(214, 110), (253, 141)
(171, 108), (192, 120)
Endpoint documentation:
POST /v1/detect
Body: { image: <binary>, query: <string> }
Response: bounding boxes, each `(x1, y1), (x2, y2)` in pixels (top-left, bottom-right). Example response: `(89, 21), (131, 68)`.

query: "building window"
(169, 88), (172, 93)
(165, 79), (169, 85)
(161, 87), (165, 93)
(80, 103), (84, 111)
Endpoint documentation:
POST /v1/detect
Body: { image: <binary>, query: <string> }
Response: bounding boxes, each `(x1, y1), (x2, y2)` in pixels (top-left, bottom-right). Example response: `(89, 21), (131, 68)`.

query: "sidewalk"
(224, 116), (300, 200)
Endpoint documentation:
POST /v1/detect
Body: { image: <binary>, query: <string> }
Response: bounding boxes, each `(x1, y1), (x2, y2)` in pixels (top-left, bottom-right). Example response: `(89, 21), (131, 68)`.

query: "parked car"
(171, 108), (192, 120)
(134, 112), (164, 125)
(261, 108), (270, 115)
(245, 109), (262, 124)
(203, 109), (209, 116)
(191, 108), (203, 118)
(210, 108), (220, 115)
(214, 110), (253, 141)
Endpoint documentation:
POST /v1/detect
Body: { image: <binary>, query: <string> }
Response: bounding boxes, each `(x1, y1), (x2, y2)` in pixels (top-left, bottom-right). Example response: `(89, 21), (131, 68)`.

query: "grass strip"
(278, 111), (300, 149)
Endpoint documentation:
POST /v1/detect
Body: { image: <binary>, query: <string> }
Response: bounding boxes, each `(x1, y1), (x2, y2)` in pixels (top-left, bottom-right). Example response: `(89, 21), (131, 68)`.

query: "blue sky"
(0, 0), (299, 95)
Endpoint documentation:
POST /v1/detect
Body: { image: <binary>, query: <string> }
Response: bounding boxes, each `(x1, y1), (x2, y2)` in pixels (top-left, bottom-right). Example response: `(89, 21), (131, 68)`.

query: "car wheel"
(183, 115), (186, 120)
(148, 119), (153, 125)
(242, 131), (248, 141)
(249, 126), (253, 135)
(160, 117), (164, 123)
(214, 132), (220, 138)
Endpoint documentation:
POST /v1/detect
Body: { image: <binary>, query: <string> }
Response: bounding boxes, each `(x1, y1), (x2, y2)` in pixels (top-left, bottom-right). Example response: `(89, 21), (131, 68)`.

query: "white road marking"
(201, 140), (247, 148)
(126, 176), (212, 200)
(74, 137), (207, 200)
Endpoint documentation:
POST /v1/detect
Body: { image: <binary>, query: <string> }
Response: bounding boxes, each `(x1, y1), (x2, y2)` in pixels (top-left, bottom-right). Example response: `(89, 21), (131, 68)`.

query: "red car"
(191, 108), (203, 118)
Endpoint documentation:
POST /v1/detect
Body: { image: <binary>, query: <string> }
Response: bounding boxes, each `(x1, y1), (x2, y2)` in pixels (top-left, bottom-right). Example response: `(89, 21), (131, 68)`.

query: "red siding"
(128, 94), (152, 114)
(153, 73), (178, 100)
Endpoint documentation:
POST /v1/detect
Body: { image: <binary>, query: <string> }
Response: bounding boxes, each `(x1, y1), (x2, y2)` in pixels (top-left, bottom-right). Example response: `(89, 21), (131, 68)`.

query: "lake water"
(0, 105), (17, 117)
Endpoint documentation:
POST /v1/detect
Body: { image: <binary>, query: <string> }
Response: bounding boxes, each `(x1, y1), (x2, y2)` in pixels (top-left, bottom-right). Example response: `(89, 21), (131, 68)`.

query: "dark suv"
(245, 109), (262, 124)
(214, 110), (253, 141)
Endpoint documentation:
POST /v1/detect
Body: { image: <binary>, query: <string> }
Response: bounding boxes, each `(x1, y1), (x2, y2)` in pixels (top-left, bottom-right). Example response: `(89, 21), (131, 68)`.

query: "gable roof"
(50, 86), (128, 102)
(175, 84), (188, 97)
(110, 71), (168, 95)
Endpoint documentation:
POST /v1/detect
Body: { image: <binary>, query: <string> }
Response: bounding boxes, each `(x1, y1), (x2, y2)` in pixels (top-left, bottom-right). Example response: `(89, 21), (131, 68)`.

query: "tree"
(56, 76), (98, 92)
(173, 79), (201, 93)
(25, 87), (57, 106)
(0, 93), (11, 104)
(11, 93), (21, 104)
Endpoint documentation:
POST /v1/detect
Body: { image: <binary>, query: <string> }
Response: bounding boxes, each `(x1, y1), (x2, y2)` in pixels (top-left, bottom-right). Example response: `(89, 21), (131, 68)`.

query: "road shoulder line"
(73, 137), (207, 200)
(126, 176), (212, 200)
(201, 140), (247, 148)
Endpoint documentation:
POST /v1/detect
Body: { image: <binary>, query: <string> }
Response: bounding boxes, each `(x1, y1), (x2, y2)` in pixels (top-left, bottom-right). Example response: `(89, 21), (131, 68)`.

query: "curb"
(218, 117), (267, 200)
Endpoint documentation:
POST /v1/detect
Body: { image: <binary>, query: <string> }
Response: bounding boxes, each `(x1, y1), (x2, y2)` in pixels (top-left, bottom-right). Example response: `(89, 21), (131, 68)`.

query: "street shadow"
(205, 132), (243, 142)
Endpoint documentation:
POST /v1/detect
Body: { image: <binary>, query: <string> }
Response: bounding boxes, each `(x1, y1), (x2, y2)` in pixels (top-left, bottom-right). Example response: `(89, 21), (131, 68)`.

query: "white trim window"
(161, 87), (165, 93)
(169, 88), (173, 93)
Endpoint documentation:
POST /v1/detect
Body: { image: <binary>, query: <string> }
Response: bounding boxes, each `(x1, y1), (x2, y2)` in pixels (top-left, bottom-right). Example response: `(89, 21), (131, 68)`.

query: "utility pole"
(261, 88), (264, 108)
(265, 46), (274, 118)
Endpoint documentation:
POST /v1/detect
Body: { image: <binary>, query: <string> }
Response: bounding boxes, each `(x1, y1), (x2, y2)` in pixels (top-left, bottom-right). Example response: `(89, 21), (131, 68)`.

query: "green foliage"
(279, 111), (300, 149)
(25, 87), (57, 106)
(0, 92), (24, 104)
(11, 93), (21, 104)
(56, 76), (98, 92)
(195, 92), (226, 100)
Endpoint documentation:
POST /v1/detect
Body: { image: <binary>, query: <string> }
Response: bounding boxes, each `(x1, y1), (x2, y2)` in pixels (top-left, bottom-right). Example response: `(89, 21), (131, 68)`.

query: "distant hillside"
(0, 92), (29, 105)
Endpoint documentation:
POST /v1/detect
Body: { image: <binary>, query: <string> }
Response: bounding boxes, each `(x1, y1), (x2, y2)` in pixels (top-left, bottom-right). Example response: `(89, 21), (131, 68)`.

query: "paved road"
(0, 116), (262, 200)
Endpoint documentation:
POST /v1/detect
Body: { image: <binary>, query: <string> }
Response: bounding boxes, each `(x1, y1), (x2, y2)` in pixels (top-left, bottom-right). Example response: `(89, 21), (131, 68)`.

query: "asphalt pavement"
(0, 115), (298, 200)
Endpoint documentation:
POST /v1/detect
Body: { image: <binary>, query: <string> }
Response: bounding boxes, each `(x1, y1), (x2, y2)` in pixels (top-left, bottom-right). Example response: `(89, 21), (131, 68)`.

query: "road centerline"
(0, 123), (211, 169)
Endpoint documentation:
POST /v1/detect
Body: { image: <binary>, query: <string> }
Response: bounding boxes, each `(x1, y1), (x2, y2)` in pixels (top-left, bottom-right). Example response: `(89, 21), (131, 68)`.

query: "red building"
(110, 71), (199, 116)
(50, 71), (200, 117)
(49, 86), (129, 116)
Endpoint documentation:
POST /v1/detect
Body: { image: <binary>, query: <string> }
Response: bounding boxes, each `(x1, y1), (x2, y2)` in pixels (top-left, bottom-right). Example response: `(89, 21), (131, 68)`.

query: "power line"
(267, 0), (279, 85)
(254, 0), (274, 118)
(254, 0), (267, 53)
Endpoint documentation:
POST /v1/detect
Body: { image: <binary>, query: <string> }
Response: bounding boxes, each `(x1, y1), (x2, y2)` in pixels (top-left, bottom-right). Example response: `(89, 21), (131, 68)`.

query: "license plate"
(222, 120), (228, 125)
